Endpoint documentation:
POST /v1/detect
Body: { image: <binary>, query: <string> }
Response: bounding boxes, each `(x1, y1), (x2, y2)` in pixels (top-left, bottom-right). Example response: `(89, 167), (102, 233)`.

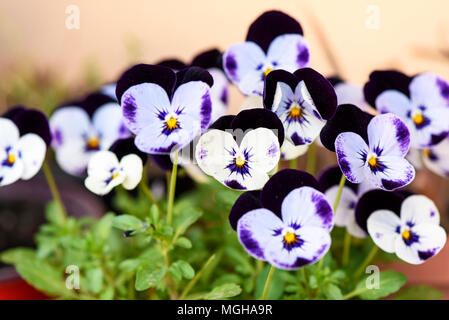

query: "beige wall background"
(0, 0), (449, 96)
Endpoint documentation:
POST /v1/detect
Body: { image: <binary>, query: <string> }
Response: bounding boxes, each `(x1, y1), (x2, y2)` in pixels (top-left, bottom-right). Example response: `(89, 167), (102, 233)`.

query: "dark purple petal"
(230, 109), (285, 146)
(355, 190), (410, 232)
(80, 92), (117, 117)
(3, 106), (52, 146)
(327, 75), (344, 87)
(246, 10), (303, 52)
(209, 115), (236, 130)
(109, 137), (148, 164)
(293, 68), (337, 120)
(116, 64), (176, 104)
(263, 69), (298, 111)
(320, 104), (374, 152)
(191, 48), (223, 70)
(261, 169), (321, 217)
(363, 70), (412, 108)
(156, 59), (188, 70)
(229, 191), (263, 231)
(150, 154), (173, 171)
(318, 165), (358, 194)
(173, 66), (214, 92)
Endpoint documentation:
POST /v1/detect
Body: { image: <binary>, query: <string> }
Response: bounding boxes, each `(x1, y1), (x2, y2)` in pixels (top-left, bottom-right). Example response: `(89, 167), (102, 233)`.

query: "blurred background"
(1, 0), (449, 298)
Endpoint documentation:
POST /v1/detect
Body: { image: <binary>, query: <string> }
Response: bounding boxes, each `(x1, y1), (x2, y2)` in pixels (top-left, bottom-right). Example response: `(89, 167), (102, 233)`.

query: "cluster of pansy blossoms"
(1, 9), (449, 300)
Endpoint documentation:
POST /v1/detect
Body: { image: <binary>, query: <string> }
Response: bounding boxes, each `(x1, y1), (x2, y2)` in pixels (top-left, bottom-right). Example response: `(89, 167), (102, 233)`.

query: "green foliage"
(351, 270), (407, 300)
(393, 285), (444, 300)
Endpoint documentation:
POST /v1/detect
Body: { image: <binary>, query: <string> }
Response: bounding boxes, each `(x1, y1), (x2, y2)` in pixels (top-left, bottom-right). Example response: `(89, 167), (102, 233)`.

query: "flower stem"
(306, 141), (317, 175)
(42, 159), (67, 219)
(166, 150), (179, 227)
(353, 245), (379, 280)
(180, 254), (216, 299)
(260, 265), (276, 300)
(289, 158), (298, 169)
(342, 231), (351, 266)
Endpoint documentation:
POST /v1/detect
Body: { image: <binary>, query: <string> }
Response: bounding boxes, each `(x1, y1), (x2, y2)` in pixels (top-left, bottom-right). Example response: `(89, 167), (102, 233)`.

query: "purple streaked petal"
(237, 208), (284, 260)
(400, 195), (440, 227)
(49, 107), (91, 150)
(366, 155), (415, 191)
(409, 73), (449, 107)
(93, 102), (131, 146)
(335, 132), (369, 183)
(266, 34), (310, 72)
(422, 138), (449, 177)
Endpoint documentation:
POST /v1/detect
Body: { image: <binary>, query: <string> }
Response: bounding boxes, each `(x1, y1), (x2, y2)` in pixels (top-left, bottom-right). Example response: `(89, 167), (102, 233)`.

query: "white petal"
(54, 138), (91, 176)
(0, 118), (19, 150)
(100, 83), (117, 100)
(334, 83), (372, 112)
(49, 107), (91, 149)
(367, 209), (401, 253)
(409, 73), (449, 108)
(365, 155), (415, 191)
(266, 34), (310, 71)
(92, 102), (130, 148)
(335, 132), (369, 183)
(208, 68), (229, 122)
(400, 195), (440, 226)
(120, 154), (143, 190)
(87, 151), (120, 179)
(375, 90), (411, 118)
(16, 134), (46, 180)
(280, 139), (308, 160)
(0, 157), (24, 186)
(325, 186), (357, 228)
(422, 138), (449, 177)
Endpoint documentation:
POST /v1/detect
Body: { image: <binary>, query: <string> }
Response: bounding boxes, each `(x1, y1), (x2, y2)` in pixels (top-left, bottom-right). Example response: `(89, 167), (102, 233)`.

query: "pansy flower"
(264, 68), (337, 146)
(364, 70), (449, 148)
(100, 83), (118, 101)
(157, 49), (230, 123)
(319, 166), (374, 238)
(50, 93), (130, 175)
(0, 106), (50, 186)
(116, 64), (213, 155)
(195, 109), (283, 190)
(85, 138), (146, 195)
(334, 112), (415, 191)
(229, 169), (333, 270)
(328, 76), (374, 114)
(367, 195), (447, 264)
(223, 10), (310, 96)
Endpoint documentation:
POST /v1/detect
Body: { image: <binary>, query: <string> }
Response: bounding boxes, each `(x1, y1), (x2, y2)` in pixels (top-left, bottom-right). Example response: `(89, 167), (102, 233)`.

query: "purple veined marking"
(156, 106), (184, 136)
(225, 147), (253, 179)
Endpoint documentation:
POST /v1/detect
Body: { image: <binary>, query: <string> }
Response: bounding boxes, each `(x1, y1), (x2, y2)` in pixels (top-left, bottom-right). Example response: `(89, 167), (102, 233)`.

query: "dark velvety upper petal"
(156, 59), (188, 70)
(109, 137), (148, 164)
(318, 165), (358, 194)
(116, 64), (176, 104)
(230, 109), (285, 145)
(320, 104), (374, 152)
(355, 190), (409, 232)
(229, 190), (262, 230)
(293, 68), (337, 120)
(80, 92), (117, 117)
(173, 66), (214, 92)
(263, 69), (298, 110)
(261, 169), (321, 217)
(191, 48), (223, 70)
(363, 70), (412, 108)
(3, 105), (52, 146)
(327, 75), (344, 87)
(209, 115), (235, 130)
(150, 154), (173, 171)
(245, 10), (304, 53)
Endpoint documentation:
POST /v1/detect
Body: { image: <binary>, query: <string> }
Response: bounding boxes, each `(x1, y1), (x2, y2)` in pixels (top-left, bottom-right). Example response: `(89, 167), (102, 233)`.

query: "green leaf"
(174, 260), (195, 280)
(323, 283), (343, 300)
(168, 265), (183, 281)
(175, 237), (192, 249)
(16, 259), (69, 296)
(99, 286), (115, 300)
(354, 270), (407, 300)
(393, 285), (444, 300)
(150, 204), (159, 224)
(93, 213), (115, 242)
(204, 283), (242, 300)
(135, 265), (167, 291)
(86, 267), (103, 294)
(112, 215), (142, 231)
(0, 247), (36, 265)
(173, 207), (202, 237)
(45, 201), (66, 226)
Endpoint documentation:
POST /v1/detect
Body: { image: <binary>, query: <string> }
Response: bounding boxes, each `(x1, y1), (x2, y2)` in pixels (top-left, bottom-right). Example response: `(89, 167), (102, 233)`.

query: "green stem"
(353, 245), (379, 280)
(180, 254), (216, 299)
(305, 141), (317, 175)
(301, 267), (311, 296)
(342, 231), (351, 266)
(260, 265), (276, 300)
(42, 159), (67, 219)
(166, 151), (179, 227)
(289, 158), (298, 169)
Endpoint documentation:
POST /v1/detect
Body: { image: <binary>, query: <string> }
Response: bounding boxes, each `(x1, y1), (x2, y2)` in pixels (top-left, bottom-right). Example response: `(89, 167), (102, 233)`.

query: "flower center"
(402, 229), (411, 241)
(7, 153), (15, 164)
(284, 231), (297, 245)
(289, 105), (303, 120)
(87, 137), (100, 150)
(234, 156), (246, 167)
(111, 172), (119, 180)
(423, 149), (431, 157)
(368, 155), (378, 168)
(412, 110), (424, 125)
(166, 116), (178, 130)
(263, 68), (273, 77)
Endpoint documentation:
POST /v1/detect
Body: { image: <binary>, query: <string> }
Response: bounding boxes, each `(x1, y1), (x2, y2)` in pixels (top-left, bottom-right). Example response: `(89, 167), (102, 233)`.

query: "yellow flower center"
(87, 137), (100, 149)
(263, 68), (273, 77)
(289, 106), (303, 120)
(402, 229), (411, 241)
(7, 153), (15, 164)
(412, 113), (424, 125)
(368, 155), (378, 167)
(235, 157), (246, 167)
(111, 172), (119, 180)
(166, 117), (178, 130)
(284, 232), (297, 245)
(423, 149), (431, 157)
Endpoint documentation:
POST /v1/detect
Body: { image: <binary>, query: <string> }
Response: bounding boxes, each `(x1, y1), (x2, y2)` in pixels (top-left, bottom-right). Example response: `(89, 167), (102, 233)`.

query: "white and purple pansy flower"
(116, 64), (213, 155)
(100, 82), (118, 101)
(367, 194), (447, 265)
(50, 93), (130, 176)
(421, 138), (449, 177)
(84, 138), (146, 196)
(223, 10), (310, 96)
(328, 76), (374, 114)
(229, 169), (333, 270)
(319, 166), (374, 238)
(158, 49), (230, 123)
(335, 113), (415, 191)
(0, 106), (51, 186)
(195, 109), (284, 190)
(365, 70), (449, 148)
(264, 68), (337, 146)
